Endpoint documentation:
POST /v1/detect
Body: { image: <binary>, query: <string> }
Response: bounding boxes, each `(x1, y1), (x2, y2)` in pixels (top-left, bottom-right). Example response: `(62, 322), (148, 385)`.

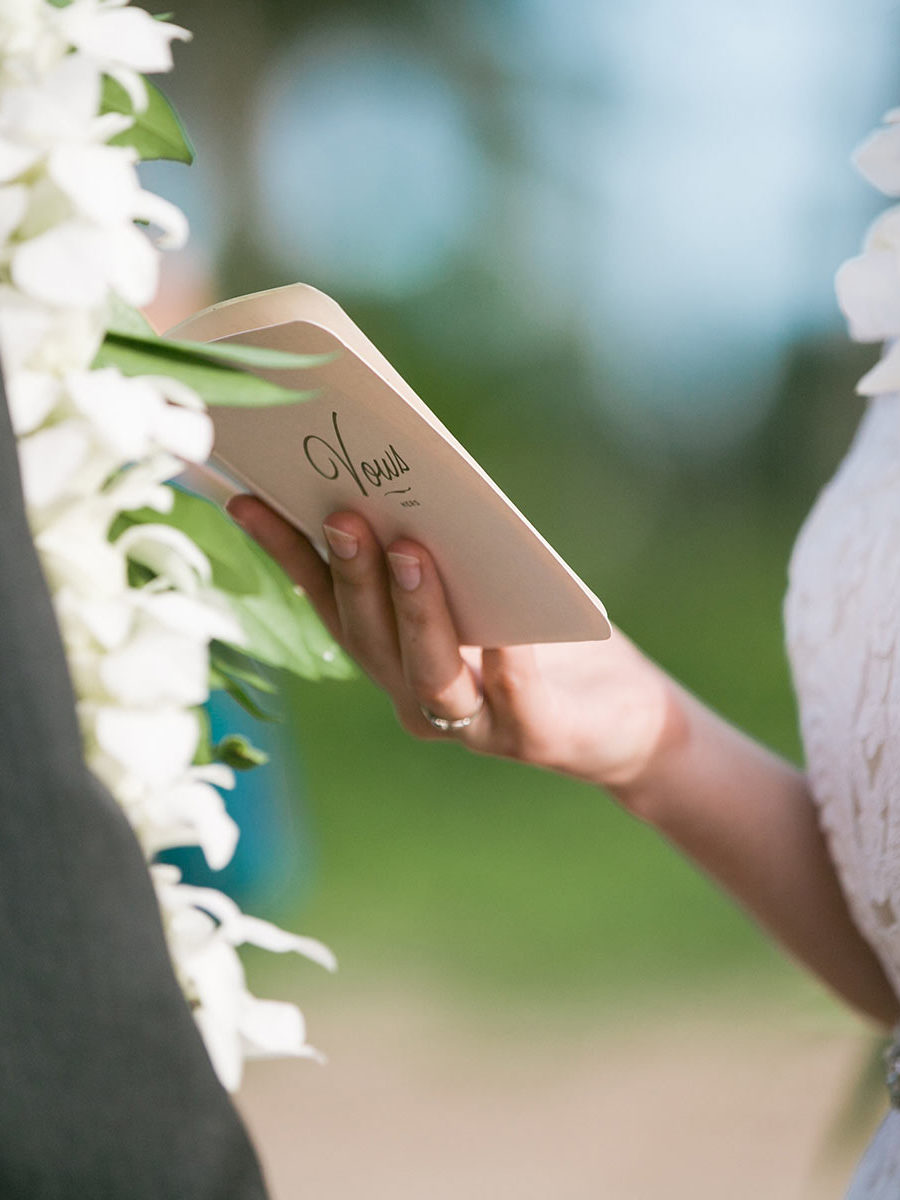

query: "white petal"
(32, 304), (106, 374)
(1, 55), (100, 149)
(854, 124), (900, 196)
(48, 143), (139, 225)
(174, 882), (337, 970)
(54, 584), (133, 650)
(94, 706), (199, 785)
(835, 250), (900, 342)
(190, 763), (236, 790)
(134, 189), (188, 250)
(66, 367), (161, 459)
(99, 628), (208, 707)
(5, 369), (60, 435)
(104, 64), (147, 113)
(12, 219), (110, 307)
(39, 52), (101, 130)
(152, 403), (213, 462)
(0, 136), (37, 183)
(857, 339), (900, 396)
(104, 457), (180, 512)
(0, 285), (51, 372)
(182, 937), (245, 1090)
(36, 505), (127, 595)
(238, 996), (320, 1060)
(136, 590), (244, 644)
(176, 782), (239, 870)
(147, 375), (204, 411)
(232, 916), (338, 971)
(92, 111), (134, 143)
(103, 221), (159, 307)
(864, 205), (900, 252)
(144, 780), (239, 870)
(115, 523), (212, 589)
(17, 420), (90, 508)
(0, 182), (27, 241)
(59, 7), (192, 73)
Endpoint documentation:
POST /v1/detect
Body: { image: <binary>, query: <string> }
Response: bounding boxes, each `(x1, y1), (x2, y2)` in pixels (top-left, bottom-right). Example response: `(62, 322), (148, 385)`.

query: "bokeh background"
(146, 2), (900, 1195)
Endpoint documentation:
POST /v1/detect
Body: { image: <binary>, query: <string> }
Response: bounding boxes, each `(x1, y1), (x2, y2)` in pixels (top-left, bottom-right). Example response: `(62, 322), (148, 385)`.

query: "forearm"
(615, 682), (900, 1027)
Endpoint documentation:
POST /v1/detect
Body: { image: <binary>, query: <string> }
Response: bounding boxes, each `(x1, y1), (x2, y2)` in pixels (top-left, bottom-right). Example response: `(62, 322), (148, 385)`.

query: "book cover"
(169, 283), (610, 647)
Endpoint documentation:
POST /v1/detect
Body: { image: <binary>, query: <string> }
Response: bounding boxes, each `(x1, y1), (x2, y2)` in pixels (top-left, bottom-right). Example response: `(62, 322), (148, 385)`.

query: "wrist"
(606, 674), (694, 824)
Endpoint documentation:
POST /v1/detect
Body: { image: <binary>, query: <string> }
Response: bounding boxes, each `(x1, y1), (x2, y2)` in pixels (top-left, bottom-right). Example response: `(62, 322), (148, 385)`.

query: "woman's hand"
(226, 496), (683, 794)
(227, 494), (900, 1024)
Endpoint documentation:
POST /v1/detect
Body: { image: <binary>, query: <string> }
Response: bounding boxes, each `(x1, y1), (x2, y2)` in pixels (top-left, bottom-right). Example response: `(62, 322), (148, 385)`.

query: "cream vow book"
(169, 284), (610, 647)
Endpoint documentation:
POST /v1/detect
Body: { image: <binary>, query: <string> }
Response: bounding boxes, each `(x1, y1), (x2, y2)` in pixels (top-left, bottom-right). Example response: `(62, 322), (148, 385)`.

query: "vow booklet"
(169, 283), (610, 647)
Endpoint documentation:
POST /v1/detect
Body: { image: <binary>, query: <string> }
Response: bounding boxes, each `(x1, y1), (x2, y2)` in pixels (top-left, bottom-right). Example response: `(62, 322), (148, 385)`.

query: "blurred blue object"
(159, 689), (312, 913)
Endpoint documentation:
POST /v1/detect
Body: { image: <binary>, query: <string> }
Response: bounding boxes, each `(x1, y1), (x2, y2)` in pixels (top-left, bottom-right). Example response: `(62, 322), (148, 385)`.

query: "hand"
(226, 499), (900, 1025)
(226, 497), (684, 793)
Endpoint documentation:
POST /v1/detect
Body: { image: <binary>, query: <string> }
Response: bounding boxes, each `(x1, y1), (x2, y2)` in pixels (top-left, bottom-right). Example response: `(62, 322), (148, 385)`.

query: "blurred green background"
(147, 0), (900, 1021)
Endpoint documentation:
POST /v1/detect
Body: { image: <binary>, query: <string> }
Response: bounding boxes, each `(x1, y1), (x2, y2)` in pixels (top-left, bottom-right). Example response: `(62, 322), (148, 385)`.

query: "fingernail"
(323, 524), (358, 560)
(388, 551), (421, 591)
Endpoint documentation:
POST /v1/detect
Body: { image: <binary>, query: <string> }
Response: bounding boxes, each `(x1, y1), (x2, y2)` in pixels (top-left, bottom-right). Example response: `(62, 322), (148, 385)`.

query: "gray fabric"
(0, 381), (269, 1198)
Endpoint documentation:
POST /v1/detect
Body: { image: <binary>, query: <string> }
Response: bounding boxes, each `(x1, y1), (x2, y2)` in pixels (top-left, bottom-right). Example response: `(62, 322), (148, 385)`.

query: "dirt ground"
(236, 986), (884, 1200)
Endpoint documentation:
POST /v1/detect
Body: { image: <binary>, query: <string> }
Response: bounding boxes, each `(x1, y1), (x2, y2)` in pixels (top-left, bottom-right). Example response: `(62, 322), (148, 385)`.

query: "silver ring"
(419, 692), (484, 733)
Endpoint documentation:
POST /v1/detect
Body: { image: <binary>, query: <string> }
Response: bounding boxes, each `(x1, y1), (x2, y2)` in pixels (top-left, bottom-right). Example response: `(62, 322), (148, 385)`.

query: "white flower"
(115, 523), (212, 592)
(100, 627), (209, 707)
(93, 705), (200, 787)
(0, 54), (124, 183)
(134, 587), (245, 646)
(17, 419), (93, 509)
(153, 866), (336, 1091)
(141, 763), (239, 870)
(54, 0), (191, 111)
(0, 285), (105, 376)
(0, 0), (67, 85)
(65, 367), (211, 463)
(0, 54), (187, 308)
(2, 0), (334, 1091)
(5, 367), (60, 435)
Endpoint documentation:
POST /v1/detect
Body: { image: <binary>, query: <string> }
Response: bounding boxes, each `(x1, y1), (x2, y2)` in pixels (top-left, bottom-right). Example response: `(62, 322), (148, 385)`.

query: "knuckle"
(398, 600), (431, 636)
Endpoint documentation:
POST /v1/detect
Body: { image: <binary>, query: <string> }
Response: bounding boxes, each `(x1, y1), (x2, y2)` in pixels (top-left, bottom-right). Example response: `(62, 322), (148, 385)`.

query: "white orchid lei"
(0, 0), (352, 1093)
(836, 109), (900, 387)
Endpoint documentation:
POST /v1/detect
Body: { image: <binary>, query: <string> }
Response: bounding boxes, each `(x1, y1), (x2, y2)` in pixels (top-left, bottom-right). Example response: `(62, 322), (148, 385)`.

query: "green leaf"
(101, 323), (331, 373)
(101, 75), (195, 165)
(213, 734), (269, 771)
(210, 640), (278, 694)
(105, 295), (157, 339)
(94, 333), (314, 408)
(118, 488), (356, 682)
(193, 706), (214, 765)
(213, 672), (280, 723)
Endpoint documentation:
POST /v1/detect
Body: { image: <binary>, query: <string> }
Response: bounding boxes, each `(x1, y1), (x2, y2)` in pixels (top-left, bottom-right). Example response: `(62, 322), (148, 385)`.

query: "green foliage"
(105, 295), (157, 338)
(209, 640), (280, 722)
(193, 705), (214, 764)
(116, 487), (355, 683)
(101, 75), (195, 165)
(213, 733), (270, 770)
(94, 328), (327, 407)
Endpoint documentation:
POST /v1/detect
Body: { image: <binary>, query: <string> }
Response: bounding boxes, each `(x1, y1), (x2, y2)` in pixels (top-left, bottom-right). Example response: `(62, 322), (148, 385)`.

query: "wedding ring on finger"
(419, 692), (484, 733)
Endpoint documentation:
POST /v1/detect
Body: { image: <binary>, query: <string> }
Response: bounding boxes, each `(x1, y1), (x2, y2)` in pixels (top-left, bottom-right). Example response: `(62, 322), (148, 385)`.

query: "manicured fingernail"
(388, 551), (421, 591)
(323, 524), (358, 560)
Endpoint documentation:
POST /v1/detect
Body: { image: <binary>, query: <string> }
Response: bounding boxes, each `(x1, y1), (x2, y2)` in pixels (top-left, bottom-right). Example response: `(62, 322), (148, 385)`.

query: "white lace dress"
(785, 391), (900, 1197)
